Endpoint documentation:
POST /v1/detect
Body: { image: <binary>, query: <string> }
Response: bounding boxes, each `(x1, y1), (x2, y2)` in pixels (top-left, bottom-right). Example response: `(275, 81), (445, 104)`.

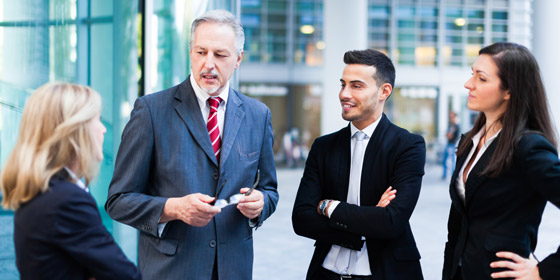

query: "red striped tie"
(207, 97), (222, 163)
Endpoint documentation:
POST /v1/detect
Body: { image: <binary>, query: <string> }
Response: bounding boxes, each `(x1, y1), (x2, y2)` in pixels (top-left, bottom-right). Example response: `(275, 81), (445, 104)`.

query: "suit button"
(213, 173), (219, 180)
(209, 240), (217, 248)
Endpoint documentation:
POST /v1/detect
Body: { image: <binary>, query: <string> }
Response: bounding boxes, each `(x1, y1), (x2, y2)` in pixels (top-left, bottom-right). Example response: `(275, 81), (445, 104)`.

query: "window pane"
(92, 0), (113, 17)
(492, 24), (508, 32)
(492, 11), (508, 20)
(467, 9), (484, 19)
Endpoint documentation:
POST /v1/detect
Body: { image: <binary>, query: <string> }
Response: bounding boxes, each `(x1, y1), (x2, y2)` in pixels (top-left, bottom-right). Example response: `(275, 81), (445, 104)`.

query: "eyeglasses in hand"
(213, 170), (260, 209)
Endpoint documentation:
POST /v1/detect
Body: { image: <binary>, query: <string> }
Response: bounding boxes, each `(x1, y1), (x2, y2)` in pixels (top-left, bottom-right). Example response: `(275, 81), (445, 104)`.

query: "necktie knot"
(208, 97), (221, 112)
(354, 131), (366, 141)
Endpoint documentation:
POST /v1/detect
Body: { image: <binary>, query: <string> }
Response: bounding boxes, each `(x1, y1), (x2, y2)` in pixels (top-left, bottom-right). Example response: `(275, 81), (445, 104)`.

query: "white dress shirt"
(157, 76), (230, 237)
(190, 74), (229, 139)
(322, 117), (381, 276)
(456, 127), (501, 203)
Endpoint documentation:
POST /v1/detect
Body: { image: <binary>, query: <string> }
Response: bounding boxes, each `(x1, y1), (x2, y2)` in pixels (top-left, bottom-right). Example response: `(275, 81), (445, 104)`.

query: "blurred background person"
(442, 111), (460, 180)
(0, 83), (141, 280)
(443, 42), (560, 280)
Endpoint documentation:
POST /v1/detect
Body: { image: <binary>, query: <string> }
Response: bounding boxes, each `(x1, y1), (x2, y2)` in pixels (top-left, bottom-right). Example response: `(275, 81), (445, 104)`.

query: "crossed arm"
(316, 186), (397, 216)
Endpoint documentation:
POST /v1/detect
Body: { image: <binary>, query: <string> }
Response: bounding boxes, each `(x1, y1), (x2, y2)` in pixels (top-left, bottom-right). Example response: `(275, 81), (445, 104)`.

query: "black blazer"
(292, 114), (426, 280)
(14, 172), (141, 280)
(443, 133), (560, 280)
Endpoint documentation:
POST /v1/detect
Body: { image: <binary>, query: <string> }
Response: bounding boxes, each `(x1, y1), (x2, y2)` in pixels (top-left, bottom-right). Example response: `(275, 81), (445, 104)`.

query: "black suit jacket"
(14, 173), (141, 280)
(292, 114), (426, 280)
(443, 133), (560, 280)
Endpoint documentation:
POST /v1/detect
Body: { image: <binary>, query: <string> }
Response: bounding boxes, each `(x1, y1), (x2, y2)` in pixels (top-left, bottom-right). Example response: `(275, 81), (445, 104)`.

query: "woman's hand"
(376, 186), (396, 207)
(490, 251), (541, 280)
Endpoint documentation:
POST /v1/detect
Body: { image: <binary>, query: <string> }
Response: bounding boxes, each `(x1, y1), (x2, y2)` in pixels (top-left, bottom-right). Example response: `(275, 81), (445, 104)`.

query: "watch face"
(320, 200), (328, 215)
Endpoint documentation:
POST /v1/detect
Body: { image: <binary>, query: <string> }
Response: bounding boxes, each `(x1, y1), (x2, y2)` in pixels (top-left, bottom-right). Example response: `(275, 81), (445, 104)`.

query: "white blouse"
(455, 128), (501, 203)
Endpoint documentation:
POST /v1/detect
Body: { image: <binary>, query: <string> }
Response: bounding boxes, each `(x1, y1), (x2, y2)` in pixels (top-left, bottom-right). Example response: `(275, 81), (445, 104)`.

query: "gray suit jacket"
(105, 77), (279, 279)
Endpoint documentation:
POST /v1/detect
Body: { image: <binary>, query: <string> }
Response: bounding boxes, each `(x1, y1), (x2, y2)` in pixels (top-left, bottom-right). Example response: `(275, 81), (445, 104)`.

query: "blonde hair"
(1, 82), (102, 210)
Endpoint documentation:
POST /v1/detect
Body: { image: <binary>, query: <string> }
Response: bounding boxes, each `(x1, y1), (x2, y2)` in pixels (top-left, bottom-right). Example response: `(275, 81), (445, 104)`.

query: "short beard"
(202, 85), (220, 94)
(200, 70), (220, 94)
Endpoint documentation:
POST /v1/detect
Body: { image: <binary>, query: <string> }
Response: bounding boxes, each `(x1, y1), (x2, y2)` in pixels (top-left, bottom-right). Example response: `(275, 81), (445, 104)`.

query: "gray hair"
(189, 10), (245, 56)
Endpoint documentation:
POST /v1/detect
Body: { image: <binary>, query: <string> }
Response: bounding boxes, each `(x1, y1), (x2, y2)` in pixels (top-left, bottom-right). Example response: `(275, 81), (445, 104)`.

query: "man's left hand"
(490, 251), (541, 280)
(237, 188), (264, 219)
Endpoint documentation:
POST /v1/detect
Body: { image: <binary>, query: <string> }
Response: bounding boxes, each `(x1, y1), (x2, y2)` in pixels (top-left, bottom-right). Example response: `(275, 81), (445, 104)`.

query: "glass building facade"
(241, 0), (323, 65)
(239, 0), (530, 159)
(0, 0), (139, 215)
(368, 0), (510, 66)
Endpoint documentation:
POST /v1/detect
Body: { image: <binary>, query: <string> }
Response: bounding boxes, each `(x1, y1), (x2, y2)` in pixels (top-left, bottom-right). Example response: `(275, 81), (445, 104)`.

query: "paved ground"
(253, 164), (560, 280)
(0, 164), (559, 279)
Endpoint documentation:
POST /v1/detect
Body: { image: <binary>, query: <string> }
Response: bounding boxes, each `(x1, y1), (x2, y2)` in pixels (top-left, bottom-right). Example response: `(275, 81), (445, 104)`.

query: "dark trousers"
(452, 267), (463, 280)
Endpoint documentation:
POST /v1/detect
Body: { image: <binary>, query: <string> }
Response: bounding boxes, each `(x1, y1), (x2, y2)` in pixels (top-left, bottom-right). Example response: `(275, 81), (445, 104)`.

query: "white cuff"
(327, 201), (341, 218)
(157, 222), (167, 237)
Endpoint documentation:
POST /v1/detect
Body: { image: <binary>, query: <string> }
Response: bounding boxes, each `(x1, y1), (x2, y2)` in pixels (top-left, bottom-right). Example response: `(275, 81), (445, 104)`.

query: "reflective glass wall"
(0, 0), (139, 210)
(0, 0), (140, 277)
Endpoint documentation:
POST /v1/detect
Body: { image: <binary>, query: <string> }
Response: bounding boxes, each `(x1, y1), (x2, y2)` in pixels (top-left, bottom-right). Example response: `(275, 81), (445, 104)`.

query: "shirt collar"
(190, 74), (229, 108)
(63, 167), (88, 192)
(471, 126), (501, 148)
(350, 116), (382, 139)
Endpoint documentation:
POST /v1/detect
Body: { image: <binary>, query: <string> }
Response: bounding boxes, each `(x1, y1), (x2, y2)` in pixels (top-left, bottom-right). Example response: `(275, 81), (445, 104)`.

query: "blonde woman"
(1, 83), (140, 280)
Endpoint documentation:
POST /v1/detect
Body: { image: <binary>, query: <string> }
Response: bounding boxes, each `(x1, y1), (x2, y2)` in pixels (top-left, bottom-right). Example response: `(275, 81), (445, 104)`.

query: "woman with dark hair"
(442, 42), (560, 280)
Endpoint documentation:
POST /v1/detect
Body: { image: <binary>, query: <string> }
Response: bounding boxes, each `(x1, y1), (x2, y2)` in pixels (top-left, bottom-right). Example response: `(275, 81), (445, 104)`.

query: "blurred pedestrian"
(0, 83), (141, 280)
(283, 129), (295, 168)
(442, 111), (460, 180)
(443, 42), (560, 280)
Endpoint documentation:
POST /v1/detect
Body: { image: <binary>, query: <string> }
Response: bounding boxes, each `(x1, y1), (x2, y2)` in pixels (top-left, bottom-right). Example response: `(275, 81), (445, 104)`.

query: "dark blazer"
(292, 114), (426, 280)
(14, 173), (141, 280)
(105, 77), (279, 279)
(443, 133), (560, 280)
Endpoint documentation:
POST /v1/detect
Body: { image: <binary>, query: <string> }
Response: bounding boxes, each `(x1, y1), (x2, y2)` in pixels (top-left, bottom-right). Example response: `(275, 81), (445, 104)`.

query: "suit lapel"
(334, 125), (352, 201)
(464, 136), (499, 204)
(359, 114), (389, 205)
(173, 78), (218, 166)
(449, 135), (469, 213)
(221, 88), (245, 167)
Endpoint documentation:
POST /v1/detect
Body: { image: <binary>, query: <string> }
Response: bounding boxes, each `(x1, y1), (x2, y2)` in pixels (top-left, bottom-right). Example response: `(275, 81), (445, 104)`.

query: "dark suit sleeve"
(329, 134), (426, 240)
(252, 108), (279, 227)
(105, 97), (167, 237)
(292, 139), (363, 249)
(55, 192), (141, 280)
(517, 134), (560, 279)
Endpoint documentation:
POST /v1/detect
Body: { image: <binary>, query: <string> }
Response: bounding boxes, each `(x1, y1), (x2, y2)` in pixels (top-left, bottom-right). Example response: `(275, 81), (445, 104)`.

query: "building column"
(321, 0), (368, 135)
(533, 0), (560, 149)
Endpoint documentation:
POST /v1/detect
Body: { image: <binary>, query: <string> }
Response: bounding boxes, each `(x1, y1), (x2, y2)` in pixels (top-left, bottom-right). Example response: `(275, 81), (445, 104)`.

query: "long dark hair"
(457, 42), (557, 177)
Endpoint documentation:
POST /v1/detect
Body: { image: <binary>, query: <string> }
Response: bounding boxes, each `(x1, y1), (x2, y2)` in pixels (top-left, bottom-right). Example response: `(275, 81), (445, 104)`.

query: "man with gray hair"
(106, 10), (279, 279)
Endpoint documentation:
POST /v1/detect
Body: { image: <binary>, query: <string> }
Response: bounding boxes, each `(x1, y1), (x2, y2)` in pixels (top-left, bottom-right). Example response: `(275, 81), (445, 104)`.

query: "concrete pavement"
(253, 164), (560, 280)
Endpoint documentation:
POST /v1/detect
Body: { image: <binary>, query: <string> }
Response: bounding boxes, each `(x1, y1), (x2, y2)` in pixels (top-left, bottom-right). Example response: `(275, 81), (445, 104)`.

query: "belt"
(319, 267), (374, 280)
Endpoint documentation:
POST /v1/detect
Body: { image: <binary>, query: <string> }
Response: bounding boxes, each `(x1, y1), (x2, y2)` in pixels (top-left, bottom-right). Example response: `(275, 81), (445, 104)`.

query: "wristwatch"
(319, 200), (330, 216)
